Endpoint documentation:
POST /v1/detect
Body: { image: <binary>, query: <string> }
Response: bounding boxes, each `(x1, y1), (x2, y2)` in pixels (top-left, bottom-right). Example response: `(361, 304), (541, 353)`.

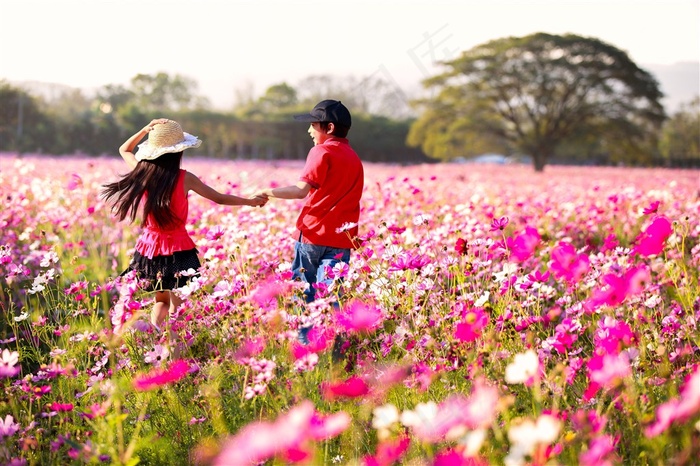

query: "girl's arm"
(119, 118), (169, 169)
(184, 172), (267, 207)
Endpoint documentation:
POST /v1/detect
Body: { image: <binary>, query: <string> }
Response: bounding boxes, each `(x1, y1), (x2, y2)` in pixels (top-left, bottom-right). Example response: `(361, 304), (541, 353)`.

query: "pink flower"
(214, 401), (349, 465)
(322, 376), (370, 400)
(490, 216), (509, 232)
(308, 410), (351, 441)
(588, 266), (651, 310)
(634, 216), (672, 256)
(587, 352), (631, 392)
(363, 436), (410, 466)
(233, 337), (266, 364)
(133, 359), (190, 391)
(509, 226), (541, 262)
(290, 326), (333, 360)
(335, 299), (384, 334)
(642, 200), (660, 215)
(550, 241), (590, 285)
(645, 365), (700, 437)
(579, 434), (618, 466)
(454, 308), (489, 343)
(67, 173), (82, 190)
(0, 415), (19, 438)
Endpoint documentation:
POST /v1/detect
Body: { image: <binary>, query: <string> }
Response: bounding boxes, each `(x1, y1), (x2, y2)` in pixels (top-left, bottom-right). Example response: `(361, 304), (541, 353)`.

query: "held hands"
(249, 194), (268, 208)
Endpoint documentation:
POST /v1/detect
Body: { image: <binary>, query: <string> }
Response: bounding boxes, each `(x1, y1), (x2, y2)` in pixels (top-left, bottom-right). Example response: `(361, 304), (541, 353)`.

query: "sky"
(1, 0), (699, 111)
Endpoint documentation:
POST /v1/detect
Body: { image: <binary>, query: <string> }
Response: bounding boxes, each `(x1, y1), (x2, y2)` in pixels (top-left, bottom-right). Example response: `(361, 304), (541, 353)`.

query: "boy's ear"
(326, 122), (335, 135)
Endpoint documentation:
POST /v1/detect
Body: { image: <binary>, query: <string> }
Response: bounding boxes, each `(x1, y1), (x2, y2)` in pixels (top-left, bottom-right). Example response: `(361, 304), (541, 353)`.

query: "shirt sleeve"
(299, 146), (328, 189)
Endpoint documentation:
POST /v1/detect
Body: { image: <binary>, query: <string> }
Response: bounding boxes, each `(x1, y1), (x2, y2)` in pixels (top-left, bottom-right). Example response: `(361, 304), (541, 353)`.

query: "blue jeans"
(292, 241), (351, 303)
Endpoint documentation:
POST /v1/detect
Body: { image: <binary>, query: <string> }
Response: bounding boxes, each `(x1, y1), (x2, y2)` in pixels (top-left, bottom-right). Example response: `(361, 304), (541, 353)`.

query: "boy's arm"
(119, 118), (169, 169)
(256, 181), (311, 199)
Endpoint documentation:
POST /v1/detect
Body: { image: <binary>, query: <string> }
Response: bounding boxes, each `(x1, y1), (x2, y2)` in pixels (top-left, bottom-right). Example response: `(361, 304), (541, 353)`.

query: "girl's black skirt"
(121, 248), (201, 292)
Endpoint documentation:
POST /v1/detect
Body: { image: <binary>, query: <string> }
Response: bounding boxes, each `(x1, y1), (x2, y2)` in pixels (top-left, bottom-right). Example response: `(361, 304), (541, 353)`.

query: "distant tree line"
(1, 33), (698, 170)
(0, 73), (430, 164)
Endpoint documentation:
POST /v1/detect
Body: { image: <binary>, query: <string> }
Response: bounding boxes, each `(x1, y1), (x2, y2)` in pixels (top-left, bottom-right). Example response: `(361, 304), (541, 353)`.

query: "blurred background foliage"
(1, 34), (698, 169)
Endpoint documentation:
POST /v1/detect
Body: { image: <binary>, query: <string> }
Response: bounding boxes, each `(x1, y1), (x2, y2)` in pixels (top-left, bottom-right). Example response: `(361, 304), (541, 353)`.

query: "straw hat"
(134, 120), (202, 161)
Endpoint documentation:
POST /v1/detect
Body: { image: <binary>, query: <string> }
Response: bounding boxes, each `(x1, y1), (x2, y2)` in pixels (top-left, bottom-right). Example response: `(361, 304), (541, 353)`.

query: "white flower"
(400, 401), (437, 427)
(505, 350), (540, 384)
(474, 291), (490, 307)
(1, 349), (19, 366)
(644, 294), (661, 308)
(40, 251), (59, 267)
(372, 403), (400, 430)
(13, 312), (29, 322)
(507, 415), (561, 459)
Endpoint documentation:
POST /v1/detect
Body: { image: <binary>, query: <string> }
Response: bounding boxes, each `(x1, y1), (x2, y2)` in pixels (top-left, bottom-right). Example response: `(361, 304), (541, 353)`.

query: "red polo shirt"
(295, 137), (364, 249)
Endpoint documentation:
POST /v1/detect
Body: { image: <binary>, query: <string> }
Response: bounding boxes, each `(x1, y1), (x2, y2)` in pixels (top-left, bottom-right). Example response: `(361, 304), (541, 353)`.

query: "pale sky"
(1, 0), (698, 109)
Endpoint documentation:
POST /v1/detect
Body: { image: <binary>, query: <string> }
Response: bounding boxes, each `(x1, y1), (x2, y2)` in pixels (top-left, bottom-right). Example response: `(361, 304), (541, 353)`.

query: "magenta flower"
(291, 326), (333, 360)
(49, 402), (74, 412)
(550, 241), (590, 285)
(233, 336), (266, 364)
(642, 200), (660, 215)
(455, 237), (469, 256)
(454, 308), (489, 343)
(490, 216), (509, 232)
(322, 375), (371, 401)
(588, 266), (650, 310)
(0, 349), (20, 378)
(509, 226), (541, 262)
(335, 299), (384, 333)
(633, 216), (672, 256)
(133, 359), (190, 392)
(363, 436), (410, 466)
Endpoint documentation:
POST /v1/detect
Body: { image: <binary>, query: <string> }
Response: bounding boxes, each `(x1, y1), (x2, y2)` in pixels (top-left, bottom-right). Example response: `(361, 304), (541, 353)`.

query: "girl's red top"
(135, 169), (196, 259)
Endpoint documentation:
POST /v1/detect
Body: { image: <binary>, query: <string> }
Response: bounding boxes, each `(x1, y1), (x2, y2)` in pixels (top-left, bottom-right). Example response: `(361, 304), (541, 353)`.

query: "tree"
(130, 72), (209, 112)
(659, 97), (700, 164)
(408, 33), (666, 171)
(0, 81), (55, 154)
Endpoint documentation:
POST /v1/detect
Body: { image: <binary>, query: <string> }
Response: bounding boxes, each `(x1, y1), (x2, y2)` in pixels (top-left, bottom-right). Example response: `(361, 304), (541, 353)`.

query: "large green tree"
(408, 33), (667, 171)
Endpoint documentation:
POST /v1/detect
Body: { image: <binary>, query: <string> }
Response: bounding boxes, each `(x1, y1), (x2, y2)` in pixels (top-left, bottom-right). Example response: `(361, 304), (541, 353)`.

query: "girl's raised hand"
(144, 118), (170, 132)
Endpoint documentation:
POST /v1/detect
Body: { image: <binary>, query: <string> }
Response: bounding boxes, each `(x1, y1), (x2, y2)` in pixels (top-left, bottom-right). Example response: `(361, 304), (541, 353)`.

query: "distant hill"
(643, 61), (699, 113)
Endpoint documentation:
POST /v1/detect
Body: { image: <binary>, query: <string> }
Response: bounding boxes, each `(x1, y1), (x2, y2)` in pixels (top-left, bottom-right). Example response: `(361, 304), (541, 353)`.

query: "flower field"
(0, 153), (699, 465)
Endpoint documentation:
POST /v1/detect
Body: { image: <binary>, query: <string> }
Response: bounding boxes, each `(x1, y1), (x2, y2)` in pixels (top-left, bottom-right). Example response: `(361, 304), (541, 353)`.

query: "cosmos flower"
(0, 349), (20, 378)
(550, 241), (590, 285)
(633, 216), (672, 256)
(505, 350), (540, 385)
(133, 359), (190, 392)
(335, 299), (384, 334)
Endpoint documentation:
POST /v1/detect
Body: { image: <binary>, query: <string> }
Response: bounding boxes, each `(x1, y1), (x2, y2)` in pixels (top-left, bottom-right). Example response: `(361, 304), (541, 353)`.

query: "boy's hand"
(250, 195), (268, 207)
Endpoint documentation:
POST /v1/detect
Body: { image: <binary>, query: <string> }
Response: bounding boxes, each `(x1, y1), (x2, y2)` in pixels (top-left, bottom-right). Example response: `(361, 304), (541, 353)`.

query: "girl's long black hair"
(101, 152), (183, 229)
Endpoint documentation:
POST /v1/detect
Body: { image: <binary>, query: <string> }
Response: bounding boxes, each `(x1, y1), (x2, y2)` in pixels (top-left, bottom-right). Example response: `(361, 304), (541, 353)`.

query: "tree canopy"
(407, 33), (667, 171)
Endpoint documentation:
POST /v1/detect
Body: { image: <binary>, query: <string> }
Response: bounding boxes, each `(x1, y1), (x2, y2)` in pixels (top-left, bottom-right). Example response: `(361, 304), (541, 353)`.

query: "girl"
(102, 118), (266, 330)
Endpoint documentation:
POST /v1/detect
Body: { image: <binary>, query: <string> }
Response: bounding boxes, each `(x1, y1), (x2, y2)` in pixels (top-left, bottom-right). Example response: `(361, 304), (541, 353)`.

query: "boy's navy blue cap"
(293, 100), (352, 127)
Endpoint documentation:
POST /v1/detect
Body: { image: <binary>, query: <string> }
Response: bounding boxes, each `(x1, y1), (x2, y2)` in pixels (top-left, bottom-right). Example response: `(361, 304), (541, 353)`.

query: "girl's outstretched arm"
(119, 118), (169, 169)
(184, 172), (267, 207)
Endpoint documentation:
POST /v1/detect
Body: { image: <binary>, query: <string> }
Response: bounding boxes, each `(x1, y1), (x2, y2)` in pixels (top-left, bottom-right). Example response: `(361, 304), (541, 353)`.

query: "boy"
(256, 100), (364, 304)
